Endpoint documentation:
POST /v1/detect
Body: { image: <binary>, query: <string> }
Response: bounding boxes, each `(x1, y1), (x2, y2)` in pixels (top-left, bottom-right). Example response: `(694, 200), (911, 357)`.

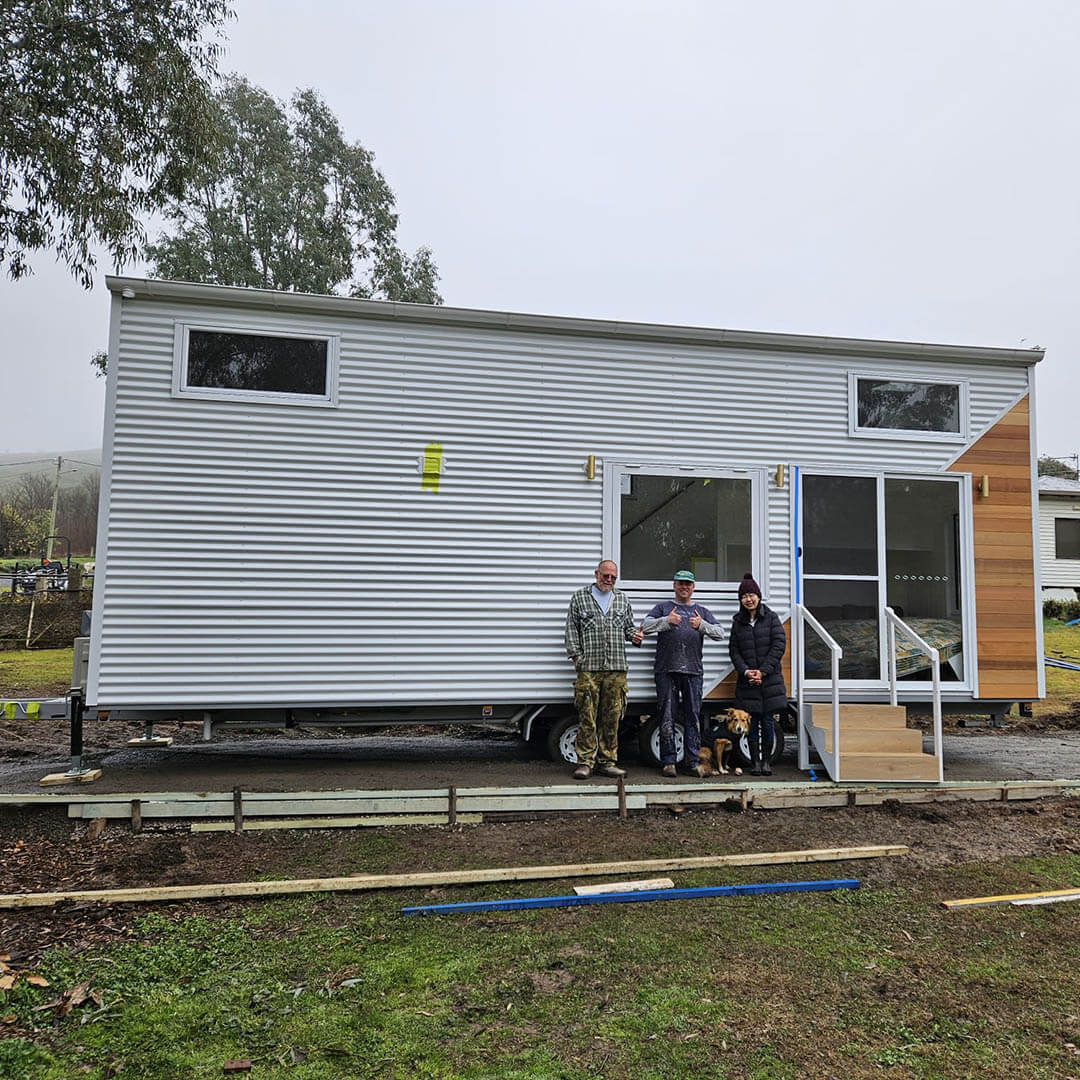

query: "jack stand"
(127, 719), (173, 747)
(40, 687), (102, 786)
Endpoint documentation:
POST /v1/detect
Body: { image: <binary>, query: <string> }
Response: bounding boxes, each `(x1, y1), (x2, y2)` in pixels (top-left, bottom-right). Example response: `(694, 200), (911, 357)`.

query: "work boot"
(761, 755), (772, 776)
(572, 764), (593, 780)
(749, 754), (762, 776)
(596, 763), (627, 779)
(661, 764), (677, 778)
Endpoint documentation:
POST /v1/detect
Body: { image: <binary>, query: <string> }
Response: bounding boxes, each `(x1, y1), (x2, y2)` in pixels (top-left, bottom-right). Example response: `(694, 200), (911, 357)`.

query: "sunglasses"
(597, 573), (617, 581)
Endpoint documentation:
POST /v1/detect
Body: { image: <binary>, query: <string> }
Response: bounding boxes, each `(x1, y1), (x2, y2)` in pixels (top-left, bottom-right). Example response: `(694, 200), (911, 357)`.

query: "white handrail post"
(884, 606), (944, 784)
(885, 607), (898, 707)
(830, 648), (840, 782)
(932, 649), (943, 783)
(794, 603), (843, 780)
(796, 605), (809, 770)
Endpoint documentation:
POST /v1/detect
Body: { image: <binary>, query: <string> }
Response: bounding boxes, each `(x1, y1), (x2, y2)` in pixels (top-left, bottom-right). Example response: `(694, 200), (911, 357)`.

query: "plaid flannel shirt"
(564, 586), (637, 672)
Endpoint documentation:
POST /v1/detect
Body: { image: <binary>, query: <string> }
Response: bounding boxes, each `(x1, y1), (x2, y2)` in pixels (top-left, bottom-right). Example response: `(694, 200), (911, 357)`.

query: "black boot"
(761, 753), (772, 776)
(749, 753), (762, 776)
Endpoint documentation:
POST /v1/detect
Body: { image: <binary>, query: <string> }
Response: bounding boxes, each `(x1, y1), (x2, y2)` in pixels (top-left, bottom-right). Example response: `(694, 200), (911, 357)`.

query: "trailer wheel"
(545, 715), (581, 764)
(637, 716), (684, 767)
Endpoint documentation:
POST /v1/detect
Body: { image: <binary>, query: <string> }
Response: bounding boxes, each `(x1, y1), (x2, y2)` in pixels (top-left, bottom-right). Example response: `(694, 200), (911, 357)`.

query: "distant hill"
(0, 449), (102, 494)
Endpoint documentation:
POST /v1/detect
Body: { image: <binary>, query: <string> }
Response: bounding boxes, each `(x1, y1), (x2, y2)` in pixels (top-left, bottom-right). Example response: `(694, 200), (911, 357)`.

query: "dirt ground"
(3, 707), (1080, 972)
(3, 794), (1080, 973)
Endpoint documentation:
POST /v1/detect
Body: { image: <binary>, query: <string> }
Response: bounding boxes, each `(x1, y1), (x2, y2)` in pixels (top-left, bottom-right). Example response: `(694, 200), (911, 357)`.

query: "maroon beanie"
(738, 573), (761, 598)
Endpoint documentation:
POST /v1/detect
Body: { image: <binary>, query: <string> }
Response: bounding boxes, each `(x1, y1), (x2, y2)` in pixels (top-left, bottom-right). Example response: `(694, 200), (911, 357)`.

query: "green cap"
(673, 570), (695, 582)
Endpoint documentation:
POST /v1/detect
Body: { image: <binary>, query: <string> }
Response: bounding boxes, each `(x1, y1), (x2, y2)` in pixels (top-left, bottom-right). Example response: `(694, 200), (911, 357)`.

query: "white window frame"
(172, 322), (340, 407)
(847, 371), (968, 443)
(1055, 517), (1080, 561)
(602, 460), (766, 594)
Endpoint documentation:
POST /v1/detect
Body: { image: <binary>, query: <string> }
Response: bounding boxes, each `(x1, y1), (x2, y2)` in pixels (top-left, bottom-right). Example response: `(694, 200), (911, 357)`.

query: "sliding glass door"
(799, 471), (968, 688)
(884, 478), (965, 683)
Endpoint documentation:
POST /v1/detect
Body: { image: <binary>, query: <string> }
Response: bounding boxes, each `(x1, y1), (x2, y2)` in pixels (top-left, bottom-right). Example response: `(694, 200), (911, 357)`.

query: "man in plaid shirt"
(564, 559), (641, 779)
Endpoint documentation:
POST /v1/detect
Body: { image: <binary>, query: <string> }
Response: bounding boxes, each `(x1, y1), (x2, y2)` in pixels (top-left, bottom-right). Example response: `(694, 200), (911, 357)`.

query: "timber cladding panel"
(948, 396), (1038, 699)
(705, 619), (791, 701)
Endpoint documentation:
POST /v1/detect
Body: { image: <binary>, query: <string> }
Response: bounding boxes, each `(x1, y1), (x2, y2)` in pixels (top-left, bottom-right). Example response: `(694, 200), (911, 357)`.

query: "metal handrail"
(884, 607), (943, 783)
(795, 603), (843, 781)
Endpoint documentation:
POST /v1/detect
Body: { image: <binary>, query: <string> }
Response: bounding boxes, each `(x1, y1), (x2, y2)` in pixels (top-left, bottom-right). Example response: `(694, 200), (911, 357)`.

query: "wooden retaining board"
(72, 794), (647, 819)
(191, 814), (484, 832)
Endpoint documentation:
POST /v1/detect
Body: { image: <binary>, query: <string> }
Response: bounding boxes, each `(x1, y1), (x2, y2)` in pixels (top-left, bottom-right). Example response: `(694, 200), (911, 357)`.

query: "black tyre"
(637, 716), (684, 767)
(545, 715), (581, 764)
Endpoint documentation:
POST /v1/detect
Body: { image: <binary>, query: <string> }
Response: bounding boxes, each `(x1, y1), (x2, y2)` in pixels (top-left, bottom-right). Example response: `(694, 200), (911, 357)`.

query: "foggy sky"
(1, 0), (1076, 459)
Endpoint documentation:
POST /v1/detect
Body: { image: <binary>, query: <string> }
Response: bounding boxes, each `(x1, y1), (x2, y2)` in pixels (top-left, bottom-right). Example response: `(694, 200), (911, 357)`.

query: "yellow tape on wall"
(422, 442), (444, 492)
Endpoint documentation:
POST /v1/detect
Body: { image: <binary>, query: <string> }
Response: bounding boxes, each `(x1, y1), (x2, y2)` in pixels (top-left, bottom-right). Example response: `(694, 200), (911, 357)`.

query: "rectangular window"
(174, 325), (338, 406)
(618, 472), (754, 585)
(1056, 518), (1080, 560)
(849, 373), (966, 441)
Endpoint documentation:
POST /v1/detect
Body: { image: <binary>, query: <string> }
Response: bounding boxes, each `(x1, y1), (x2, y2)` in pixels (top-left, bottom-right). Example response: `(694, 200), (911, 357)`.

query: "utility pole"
(46, 455), (62, 560)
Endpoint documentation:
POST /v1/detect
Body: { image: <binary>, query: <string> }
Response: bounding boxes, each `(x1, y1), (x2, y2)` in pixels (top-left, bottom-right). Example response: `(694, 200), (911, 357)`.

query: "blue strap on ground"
(1045, 656), (1080, 671)
(401, 878), (859, 916)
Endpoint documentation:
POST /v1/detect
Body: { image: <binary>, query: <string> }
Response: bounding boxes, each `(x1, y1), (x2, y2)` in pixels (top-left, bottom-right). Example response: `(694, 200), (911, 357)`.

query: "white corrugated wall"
(1039, 496), (1080, 589)
(89, 288), (1033, 709)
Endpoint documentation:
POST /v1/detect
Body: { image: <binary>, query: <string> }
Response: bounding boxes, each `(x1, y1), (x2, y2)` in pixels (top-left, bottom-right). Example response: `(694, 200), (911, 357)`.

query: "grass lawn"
(1042, 619), (1080, 716)
(3, 853), (1080, 1078)
(0, 647), (73, 698)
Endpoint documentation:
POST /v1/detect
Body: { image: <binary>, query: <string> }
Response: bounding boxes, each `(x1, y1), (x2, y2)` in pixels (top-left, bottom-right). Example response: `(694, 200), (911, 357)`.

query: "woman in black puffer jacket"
(728, 573), (788, 775)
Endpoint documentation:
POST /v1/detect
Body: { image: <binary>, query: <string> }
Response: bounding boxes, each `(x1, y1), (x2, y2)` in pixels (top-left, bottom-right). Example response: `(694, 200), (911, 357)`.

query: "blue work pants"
(655, 671), (702, 766)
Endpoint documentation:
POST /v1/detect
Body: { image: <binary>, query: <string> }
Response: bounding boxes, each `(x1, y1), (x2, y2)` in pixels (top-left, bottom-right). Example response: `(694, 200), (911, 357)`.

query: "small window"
(175, 325), (338, 406)
(1055, 518), (1080, 560)
(849, 374), (966, 441)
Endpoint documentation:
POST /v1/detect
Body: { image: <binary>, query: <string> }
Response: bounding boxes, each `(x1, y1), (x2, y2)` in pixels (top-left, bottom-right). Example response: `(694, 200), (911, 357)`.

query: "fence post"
(24, 577), (47, 648)
(67, 563), (83, 591)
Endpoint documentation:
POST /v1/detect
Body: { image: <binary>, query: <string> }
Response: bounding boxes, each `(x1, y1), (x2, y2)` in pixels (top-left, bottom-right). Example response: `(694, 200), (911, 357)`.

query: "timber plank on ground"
(0, 845), (909, 909)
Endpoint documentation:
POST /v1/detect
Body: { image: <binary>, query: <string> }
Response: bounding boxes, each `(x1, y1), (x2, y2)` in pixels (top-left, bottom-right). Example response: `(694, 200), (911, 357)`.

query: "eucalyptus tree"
(146, 77), (441, 303)
(1, 0), (232, 286)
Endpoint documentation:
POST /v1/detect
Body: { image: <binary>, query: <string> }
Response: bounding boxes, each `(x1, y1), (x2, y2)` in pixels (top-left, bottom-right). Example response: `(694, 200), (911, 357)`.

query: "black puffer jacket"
(728, 602), (788, 715)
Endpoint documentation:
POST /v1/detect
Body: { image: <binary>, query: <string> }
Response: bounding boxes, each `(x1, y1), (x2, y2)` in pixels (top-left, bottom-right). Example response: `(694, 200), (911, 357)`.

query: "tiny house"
(91, 278), (1045, 781)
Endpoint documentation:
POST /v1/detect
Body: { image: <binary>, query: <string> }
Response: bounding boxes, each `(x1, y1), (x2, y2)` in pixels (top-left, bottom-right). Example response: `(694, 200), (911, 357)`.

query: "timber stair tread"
(808, 703), (937, 781)
(834, 751), (940, 781)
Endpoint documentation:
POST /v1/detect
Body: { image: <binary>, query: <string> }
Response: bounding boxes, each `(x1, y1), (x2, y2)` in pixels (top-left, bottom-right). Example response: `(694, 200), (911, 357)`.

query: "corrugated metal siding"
(1039, 495), (1080, 588)
(90, 294), (1032, 708)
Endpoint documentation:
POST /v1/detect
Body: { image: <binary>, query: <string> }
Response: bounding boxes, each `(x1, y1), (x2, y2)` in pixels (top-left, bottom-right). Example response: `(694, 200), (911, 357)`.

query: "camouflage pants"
(573, 670), (627, 767)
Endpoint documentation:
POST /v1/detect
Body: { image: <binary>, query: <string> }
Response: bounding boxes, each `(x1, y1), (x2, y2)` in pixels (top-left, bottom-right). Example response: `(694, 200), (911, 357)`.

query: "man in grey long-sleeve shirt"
(640, 570), (723, 777)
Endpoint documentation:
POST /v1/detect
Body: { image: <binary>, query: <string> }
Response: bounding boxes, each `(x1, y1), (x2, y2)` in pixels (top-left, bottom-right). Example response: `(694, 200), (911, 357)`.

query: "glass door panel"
(802, 474), (877, 575)
(802, 579), (881, 680)
(801, 473), (882, 683)
(885, 479), (964, 682)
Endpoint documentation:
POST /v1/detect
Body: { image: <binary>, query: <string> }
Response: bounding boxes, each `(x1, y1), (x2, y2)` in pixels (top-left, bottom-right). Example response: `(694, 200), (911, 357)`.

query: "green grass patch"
(1041, 618), (1080, 716)
(0, 646), (73, 696)
(6, 856), (1080, 1078)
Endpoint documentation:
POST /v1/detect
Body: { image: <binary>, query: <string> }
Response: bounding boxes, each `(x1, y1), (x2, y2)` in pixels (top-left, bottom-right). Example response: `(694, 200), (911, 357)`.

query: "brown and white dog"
(697, 709), (751, 776)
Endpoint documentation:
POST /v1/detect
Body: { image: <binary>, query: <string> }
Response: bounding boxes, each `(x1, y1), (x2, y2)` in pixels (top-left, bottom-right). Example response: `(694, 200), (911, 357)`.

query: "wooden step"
(836, 752), (940, 782)
(817, 726), (924, 754)
(811, 704), (907, 729)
